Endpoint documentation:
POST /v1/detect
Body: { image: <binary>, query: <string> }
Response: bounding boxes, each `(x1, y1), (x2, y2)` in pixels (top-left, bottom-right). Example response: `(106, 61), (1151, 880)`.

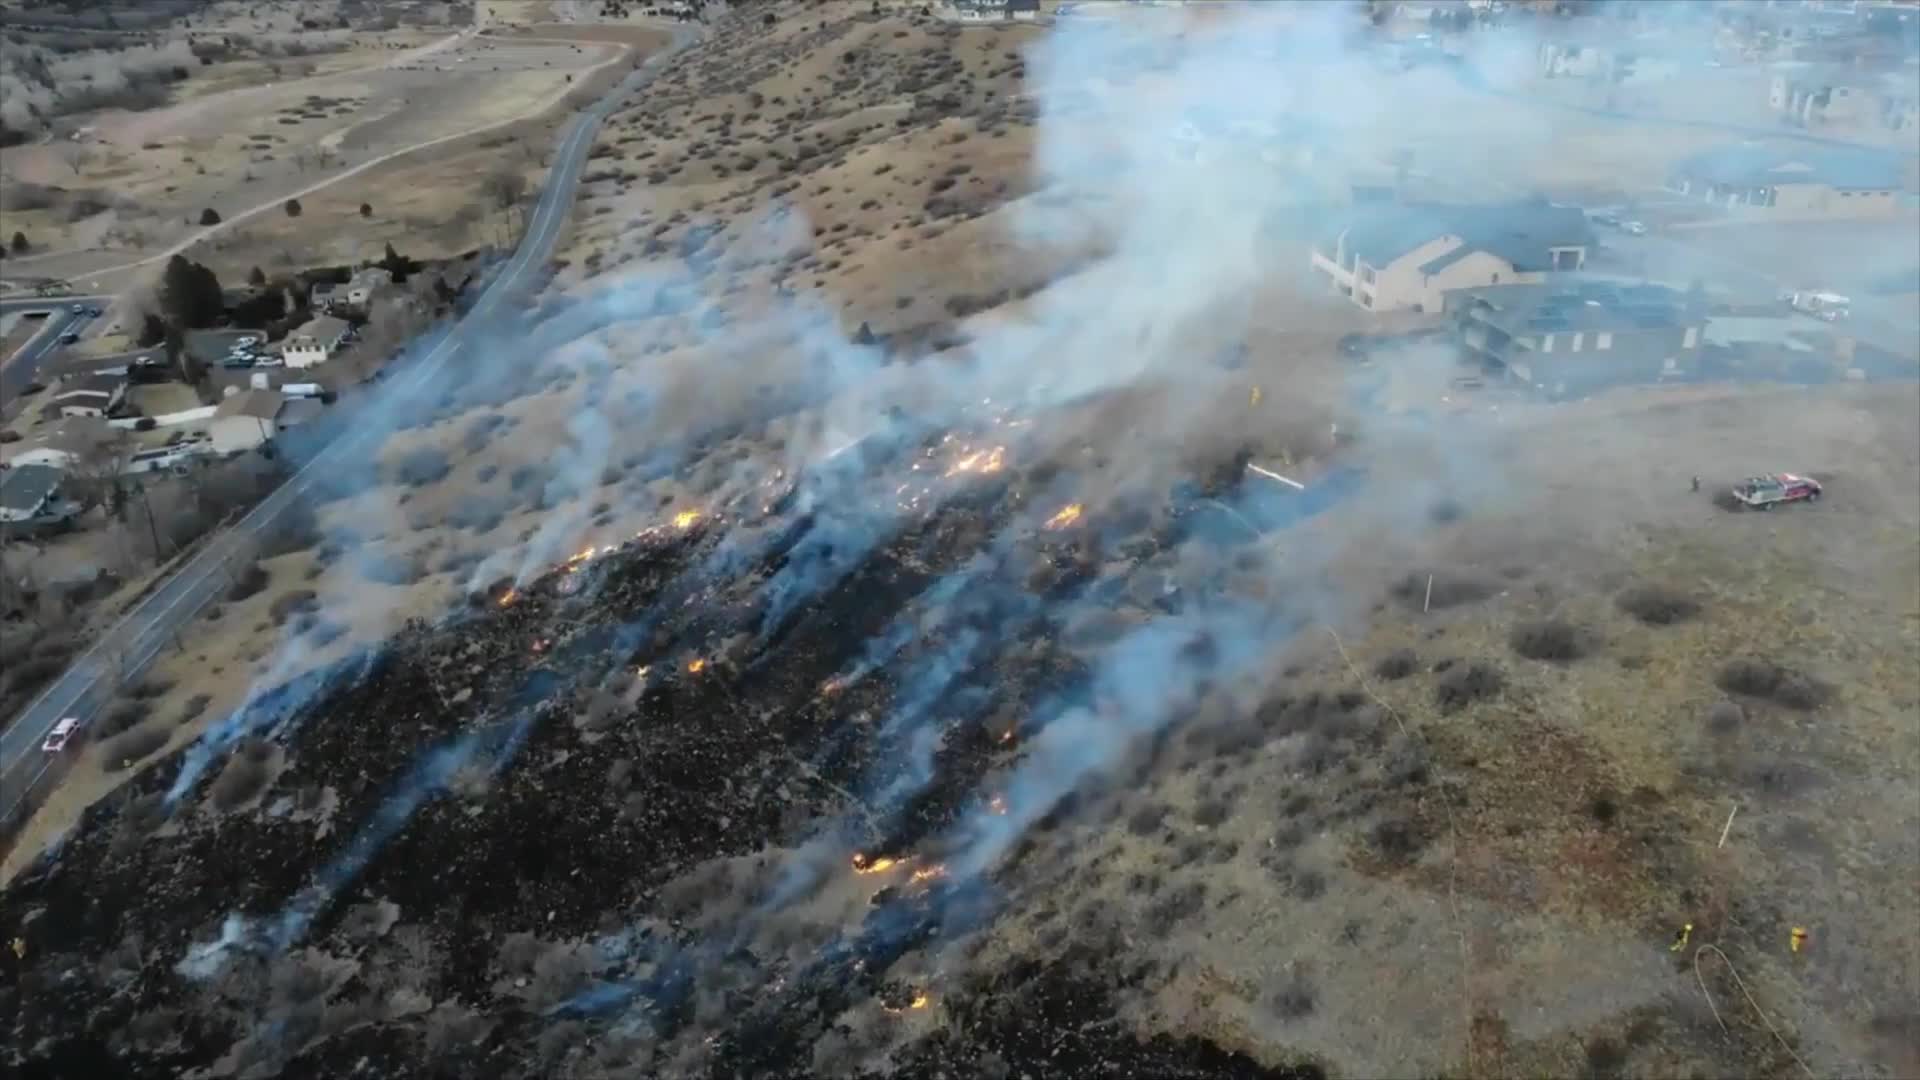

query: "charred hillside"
(2, 404), (1339, 1079)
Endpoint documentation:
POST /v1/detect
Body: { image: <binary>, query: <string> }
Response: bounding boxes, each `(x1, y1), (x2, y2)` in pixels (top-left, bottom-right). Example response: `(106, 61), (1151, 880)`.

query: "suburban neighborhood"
(0, 247), (461, 543)
(0, 2), (1916, 1078)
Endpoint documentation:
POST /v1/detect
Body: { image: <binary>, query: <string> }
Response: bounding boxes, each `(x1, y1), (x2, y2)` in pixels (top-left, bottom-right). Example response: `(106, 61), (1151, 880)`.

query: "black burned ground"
(0, 429), (1330, 1080)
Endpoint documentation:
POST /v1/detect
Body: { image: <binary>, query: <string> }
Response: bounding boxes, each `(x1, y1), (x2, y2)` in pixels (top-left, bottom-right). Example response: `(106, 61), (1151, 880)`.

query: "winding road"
(0, 25), (700, 829)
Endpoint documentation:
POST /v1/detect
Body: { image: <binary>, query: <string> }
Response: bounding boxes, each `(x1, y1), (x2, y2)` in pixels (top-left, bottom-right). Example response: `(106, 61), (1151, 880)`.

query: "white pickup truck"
(1784, 290), (1850, 322)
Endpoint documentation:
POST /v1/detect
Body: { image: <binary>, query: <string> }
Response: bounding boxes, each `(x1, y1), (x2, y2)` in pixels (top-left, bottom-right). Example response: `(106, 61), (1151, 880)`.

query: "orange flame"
(820, 676), (846, 696)
(686, 658), (707, 674)
(909, 864), (945, 885)
(1044, 503), (1084, 530)
(530, 638), (549, 654)
(883, 990), (932, 1014)
(497, 589), (519, 608)
(852, 854), (898, 875)
(673, 509), (702, 530)
(945, 445), (1008, 477)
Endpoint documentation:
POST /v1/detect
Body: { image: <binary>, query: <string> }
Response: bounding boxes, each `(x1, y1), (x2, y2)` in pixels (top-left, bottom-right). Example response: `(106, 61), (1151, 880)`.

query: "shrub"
(1716, 658), (1828, 710)
(1269, 968), (1317, 1019)
(1509, 619), (1591, 662)
(462, 413), (507, 454)
(199, 207), (221, 225)
(1434, 661), (1503, 712)
(209, 743), (273, 809)
(284, 198), (302, 217)
(391, 446), (451, 487)
(6, 656), (62, 695)
(128, 677), (175, 700)
(100, 724), (171, 772)
(179, 693), (213, 725)
(1373, 647), (1417, 681)
(359, 202), (372, 218)
(226, 563), (270, 602)
(1617, 584), (1701, 626)
(1370, 818), (1427, 863)
(100, 700), (152, 736)
(67, 196), (111, 222)
(269, 589), (319, 624)
(359, 554), (422, 586)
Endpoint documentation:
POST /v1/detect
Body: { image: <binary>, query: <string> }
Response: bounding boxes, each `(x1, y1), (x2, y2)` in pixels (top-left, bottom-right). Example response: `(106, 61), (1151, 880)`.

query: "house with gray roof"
(1445, 279), (1708, 398)
(0, 464), (77, 525)
(1669, 142), (1906, 217)
(39, 370), (129, 421)
(210, 389), (287, 453)
(1310, 199), (1594, 314)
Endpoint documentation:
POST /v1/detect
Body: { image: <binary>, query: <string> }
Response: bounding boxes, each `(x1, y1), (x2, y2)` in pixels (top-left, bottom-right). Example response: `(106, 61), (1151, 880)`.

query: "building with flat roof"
(0, 464), (75, 525)
(210, 389), (287, 453)
(1446, 279), (1707, 397)
(1669, 142), (1906, 217)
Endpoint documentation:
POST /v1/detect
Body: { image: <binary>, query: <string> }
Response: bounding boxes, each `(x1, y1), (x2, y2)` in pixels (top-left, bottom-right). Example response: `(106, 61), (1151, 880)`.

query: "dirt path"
(75, 37), (637, 304)
(108, 30), (477, 148)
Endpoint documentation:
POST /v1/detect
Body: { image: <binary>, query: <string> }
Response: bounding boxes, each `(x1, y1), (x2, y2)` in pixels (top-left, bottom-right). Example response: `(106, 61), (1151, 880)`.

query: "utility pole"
(134, 479), (164, 564)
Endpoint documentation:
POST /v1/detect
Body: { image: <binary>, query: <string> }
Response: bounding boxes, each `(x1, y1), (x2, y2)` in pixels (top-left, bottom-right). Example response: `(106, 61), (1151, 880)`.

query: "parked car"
(42, 716), (84, 752)
(86, 306), (102, 316)
(69, 302), (84, 313)
(1589, 211), (1620, 228)
(221, 356), (257, 369)
(1622, 220), (1648, 235)
(58, 332), (80, 344)
(1730, 473), (1822, 510)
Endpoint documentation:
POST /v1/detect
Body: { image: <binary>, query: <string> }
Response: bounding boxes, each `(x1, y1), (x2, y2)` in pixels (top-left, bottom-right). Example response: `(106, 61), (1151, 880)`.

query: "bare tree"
(65, 427), (135, 517)
(344, 293), (430, 381)
(59, 141), (97, 177)
(481, 168), (527, 212)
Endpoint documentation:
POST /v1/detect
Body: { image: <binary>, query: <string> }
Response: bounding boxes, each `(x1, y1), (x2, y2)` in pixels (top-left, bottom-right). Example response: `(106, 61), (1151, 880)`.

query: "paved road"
(0, 27), (699, 824)
(1, 297), (112, 408)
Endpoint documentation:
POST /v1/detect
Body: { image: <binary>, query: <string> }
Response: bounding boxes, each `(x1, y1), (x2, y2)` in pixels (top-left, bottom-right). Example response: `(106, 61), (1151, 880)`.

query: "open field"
(1, 33), (625, 286)
(3, 4), (1916, 1077)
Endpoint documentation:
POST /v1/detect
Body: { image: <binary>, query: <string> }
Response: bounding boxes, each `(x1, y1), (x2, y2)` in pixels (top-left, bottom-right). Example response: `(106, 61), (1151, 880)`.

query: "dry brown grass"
(5, 7), (1915, 1075)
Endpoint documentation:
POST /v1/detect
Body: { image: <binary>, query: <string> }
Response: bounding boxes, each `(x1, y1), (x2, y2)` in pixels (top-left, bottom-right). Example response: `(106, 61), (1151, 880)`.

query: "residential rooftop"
(1450, 279), (1705, 334)
(1327, 199), (1595, 274)
(1672, 142), (1907, 190)
(0, 463), (65, 513)
(55, 371), (128, 398)
(214, 388), (286, 421)
(290, 314), (350, 342)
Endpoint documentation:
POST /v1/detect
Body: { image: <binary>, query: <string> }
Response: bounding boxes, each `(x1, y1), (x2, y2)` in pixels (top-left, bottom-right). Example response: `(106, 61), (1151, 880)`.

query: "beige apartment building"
(1310, 200), (1594, 313)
